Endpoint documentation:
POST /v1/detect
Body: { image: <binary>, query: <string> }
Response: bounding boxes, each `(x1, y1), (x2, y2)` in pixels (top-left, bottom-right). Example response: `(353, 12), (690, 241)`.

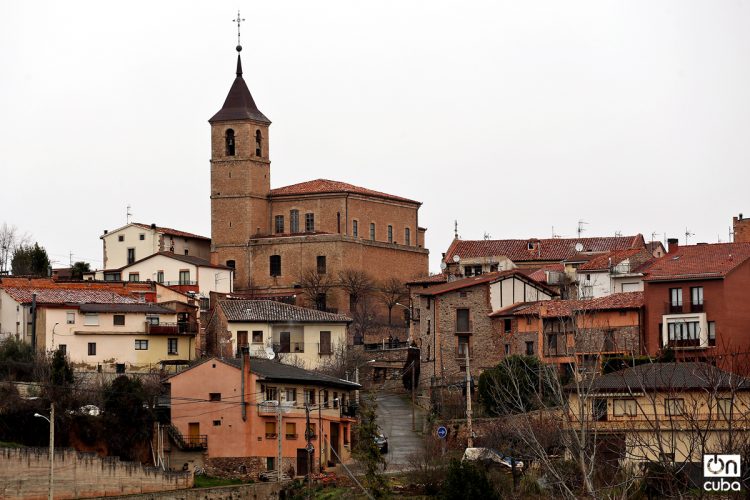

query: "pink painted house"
(168, 351), (359, 478)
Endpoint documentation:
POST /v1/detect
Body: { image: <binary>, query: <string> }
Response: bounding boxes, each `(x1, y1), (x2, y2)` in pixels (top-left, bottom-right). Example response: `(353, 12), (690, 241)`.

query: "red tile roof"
(578, 248), (649, 271)
(417, 270), (556, 297)
(406, 274), (449, 286)
(643, 242), (750, 281)
(0, 278), (153, 304)
(3, 288), (139, 305)
(270, 179), (420, 205)
(507, 292), (644, 318)
(130, 223), (210, 241)
(444, 234), (645, 264)
(525, 264), (565, 283)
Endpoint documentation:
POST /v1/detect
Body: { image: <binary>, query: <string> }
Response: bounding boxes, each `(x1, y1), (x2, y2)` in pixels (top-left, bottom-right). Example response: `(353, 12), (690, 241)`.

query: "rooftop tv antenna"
(577, 220), (588, 238)
(126, 205), (132, 224)
(685, 227), (695, 245)
(651, 231), (659, 243)
(454, 220), (459, 239)
(614, 230), (622, 237)
(729, 226), (735, 243)
(551, 226), (561, 238)
(483, 232), (492, 240)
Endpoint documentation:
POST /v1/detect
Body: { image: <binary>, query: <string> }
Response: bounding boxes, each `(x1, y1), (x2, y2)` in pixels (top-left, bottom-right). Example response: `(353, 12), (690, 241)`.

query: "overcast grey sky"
(1, 1), (748, 273)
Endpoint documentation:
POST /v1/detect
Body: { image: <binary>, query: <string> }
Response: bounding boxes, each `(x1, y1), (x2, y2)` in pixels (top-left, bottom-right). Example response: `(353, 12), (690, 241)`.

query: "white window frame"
(613, 399), (638, 417)
(83, 313), (99, 326)
(66, 312), (75, 325)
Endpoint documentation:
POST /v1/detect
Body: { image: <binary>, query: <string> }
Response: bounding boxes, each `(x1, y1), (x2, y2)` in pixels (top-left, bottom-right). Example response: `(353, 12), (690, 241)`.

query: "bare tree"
(0, 223), (30, 275)
(337, 268), (375, 312)
(297, 267), (334, 311)
(378, 277), (407, 325)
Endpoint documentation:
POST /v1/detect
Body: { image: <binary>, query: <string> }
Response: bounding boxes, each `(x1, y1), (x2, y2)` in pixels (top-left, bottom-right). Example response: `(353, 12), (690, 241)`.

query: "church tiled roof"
(270, 179), (420, 205)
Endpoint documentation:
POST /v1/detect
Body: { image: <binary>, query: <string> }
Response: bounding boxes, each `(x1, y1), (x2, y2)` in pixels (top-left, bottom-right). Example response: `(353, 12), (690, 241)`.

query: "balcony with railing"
(145, 322), (197, 335)
(664, 301), (707, 315)
(257, 401), (280, 416)
(272, 342), (305, 354)
(166, 424), (207, 451)
(318, 343), (333, 355)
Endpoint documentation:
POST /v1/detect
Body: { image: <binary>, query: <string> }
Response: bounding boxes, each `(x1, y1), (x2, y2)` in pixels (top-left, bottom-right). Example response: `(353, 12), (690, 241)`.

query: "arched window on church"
(225, 129), (235, 156)
(255, 130), (262, 156)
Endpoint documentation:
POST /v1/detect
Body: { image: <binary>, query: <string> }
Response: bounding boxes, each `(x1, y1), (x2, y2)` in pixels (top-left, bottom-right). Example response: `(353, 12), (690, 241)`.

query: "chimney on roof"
(104, 230), (108, 234)
(151, 223), (156, 229)
(667, 238), (679, 254)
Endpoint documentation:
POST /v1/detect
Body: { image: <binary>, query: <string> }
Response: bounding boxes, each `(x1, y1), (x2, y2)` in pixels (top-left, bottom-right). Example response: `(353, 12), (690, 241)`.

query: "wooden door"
(296, 449), (309, 478)
(280, 332), (291, 353)
(188, 422), (200, 446)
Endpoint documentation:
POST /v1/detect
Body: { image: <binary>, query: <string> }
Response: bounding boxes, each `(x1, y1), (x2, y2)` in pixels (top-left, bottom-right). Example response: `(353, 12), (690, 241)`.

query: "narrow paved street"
(375, 392), (426, 471)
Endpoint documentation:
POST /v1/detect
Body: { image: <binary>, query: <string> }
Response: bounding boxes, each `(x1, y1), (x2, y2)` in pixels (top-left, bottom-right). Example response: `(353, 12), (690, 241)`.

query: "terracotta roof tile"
(509, 292), (644, 318)
(220, 300), (351, 323)
(270, 179), (420, 204)
(578, 248), (651, 271)
(643, 242), (750, 281)
(417, 270), (556, 297)
(444, 234), (645, 264)
(3, 288), (139, 305)
(130, 223), (210, 241)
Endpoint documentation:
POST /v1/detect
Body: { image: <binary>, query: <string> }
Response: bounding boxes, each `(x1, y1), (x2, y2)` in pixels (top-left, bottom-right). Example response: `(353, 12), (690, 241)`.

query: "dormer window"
(225, 129), (236, 156)
(255, 130), (262, 156)
(527, 242), (534, 250)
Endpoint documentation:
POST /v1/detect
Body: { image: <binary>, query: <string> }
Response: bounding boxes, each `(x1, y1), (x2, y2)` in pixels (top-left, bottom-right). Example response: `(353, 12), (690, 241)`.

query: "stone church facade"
(208, 48), (429, 316)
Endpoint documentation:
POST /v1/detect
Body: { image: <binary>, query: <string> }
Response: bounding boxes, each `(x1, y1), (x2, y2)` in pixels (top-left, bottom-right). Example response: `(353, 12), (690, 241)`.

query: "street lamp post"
(34, 403), (54, 500)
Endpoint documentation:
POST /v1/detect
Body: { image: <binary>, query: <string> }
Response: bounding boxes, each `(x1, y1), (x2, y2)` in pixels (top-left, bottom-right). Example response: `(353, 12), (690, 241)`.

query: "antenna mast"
(126, 205), (132, 224)
(684, 227), (694, 245)
(577, 220), (588, 239)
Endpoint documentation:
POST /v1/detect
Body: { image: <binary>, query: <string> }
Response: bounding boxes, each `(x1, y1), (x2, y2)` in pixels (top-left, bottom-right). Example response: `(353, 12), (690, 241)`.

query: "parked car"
(462, 447), (523, 470)
(374, 432), (388, 454)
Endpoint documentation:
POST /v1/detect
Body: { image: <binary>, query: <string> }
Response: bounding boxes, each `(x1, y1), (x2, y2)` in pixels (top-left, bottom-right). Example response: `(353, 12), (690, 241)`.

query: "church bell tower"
(209, 43), (271, 250)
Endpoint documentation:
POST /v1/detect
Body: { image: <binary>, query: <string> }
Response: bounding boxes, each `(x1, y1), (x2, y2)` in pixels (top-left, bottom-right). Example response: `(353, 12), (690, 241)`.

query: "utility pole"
(411, 361), (416, 432)
(465, 348), (473, 448)
(277, 405), (283, 482)
(49, 403), (54, 500)
(318, 392), (323, 473)
(305, 404), (312, 499)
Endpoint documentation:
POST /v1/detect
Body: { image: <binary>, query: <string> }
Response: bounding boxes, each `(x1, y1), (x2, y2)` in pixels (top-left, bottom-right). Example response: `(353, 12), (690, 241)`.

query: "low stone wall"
(0, 447), (191, 500)
(89, 482), (286, 500)
(205, 456), (297, 481)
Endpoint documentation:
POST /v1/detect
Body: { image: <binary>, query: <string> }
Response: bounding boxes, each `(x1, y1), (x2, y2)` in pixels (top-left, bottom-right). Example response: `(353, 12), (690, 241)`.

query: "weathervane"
(233, 10), (245, 50)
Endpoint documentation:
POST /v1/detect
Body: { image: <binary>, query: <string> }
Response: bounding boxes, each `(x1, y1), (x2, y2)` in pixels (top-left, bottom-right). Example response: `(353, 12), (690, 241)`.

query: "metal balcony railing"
(145, 322), (197, 335)
(166, 424), (207, 451)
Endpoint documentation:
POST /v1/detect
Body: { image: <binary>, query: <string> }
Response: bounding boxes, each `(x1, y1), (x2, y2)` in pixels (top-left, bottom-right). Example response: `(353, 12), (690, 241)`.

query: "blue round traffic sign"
(437, 426), (448, 439)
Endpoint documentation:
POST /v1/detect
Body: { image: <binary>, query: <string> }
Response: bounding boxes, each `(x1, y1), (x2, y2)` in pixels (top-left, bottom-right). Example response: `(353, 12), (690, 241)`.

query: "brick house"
(205, 299), (351, 369)
(168, 353), (359, 479)
(492, 292), (644, 375)
(642, 241), (750, 369)
(208, 47), (428, 317)
(411, 270), (556, 385)
(734, 213), (750, 243)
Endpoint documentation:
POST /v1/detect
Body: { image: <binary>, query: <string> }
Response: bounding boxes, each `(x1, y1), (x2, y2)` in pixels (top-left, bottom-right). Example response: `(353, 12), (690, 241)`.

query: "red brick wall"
(643, 261), (750, 369)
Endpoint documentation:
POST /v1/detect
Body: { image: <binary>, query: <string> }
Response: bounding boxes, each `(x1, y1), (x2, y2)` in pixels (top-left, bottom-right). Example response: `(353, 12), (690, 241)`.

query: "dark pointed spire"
(209, 45), (270, 125)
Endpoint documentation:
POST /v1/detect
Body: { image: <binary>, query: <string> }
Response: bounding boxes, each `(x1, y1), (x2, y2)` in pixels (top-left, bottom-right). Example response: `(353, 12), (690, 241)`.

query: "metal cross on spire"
(233, 10), (245, 50)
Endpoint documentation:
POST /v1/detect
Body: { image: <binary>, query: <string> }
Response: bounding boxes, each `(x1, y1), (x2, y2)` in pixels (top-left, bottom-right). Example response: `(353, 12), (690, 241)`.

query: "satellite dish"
(574, 242), (584, 252)
(265, 346), (275, 360)
(440, 262), (447, 271)
(452, 254), (461, 263)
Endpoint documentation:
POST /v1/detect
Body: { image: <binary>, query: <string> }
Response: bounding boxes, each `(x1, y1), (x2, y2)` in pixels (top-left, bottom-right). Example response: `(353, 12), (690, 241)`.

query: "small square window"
(118, 235), (124, 242)
(209, 393), (221, 402)
(168, 338), (178, 355)
(88, 342), (97, 356)
(525, 341), (535, 356)
(213, 420), (222, 426)
(66, 312), (75, 325)
(114, 314), (125, 326)
(139, 234), (145, 241)
(115, 363), (125, 374)
(135, 339), (148, 350)
(252, 331), (263, 343)
(184, 249), (189, 255)
(58, 344), (67, 355)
